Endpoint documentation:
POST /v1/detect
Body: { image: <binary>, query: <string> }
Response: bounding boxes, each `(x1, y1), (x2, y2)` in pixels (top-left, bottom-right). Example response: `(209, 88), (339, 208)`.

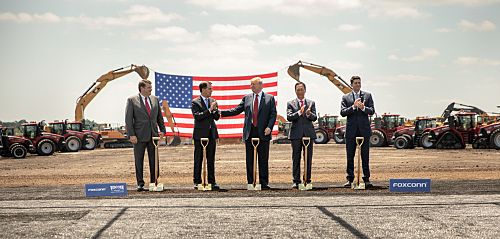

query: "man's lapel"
(258, 93), (265, 114)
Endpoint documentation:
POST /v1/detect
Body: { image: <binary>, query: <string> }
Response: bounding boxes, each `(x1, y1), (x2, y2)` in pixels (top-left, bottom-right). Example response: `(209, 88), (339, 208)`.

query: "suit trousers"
(193, 138), (217, 184)
(291, 139), (313, 184)
(133, 140), (156, 187)
(244, 126), (270, 185)
(345, 128), (370, 182)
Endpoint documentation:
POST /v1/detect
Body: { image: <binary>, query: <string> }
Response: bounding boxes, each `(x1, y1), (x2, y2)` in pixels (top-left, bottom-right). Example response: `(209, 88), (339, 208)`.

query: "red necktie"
(300, 100), (304, 108)
(145, 97), (151, 116)
(253, 94), (259, 127)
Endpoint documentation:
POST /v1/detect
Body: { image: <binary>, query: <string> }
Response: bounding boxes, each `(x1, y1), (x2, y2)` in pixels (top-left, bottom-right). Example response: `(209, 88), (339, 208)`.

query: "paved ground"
(0, 193), (498, 238)
(1, 144), (499, 238)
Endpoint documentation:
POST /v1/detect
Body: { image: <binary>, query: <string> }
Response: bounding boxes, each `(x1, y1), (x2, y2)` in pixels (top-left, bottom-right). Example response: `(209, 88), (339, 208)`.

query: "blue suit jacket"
(340, 91), (375, 138)
(221, 92), (277, 141)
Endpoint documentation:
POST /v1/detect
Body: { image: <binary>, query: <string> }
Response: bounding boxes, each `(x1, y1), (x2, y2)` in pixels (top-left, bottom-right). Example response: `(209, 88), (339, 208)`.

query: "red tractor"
(22, 122), (65, 156)
(370, 114), (409, 147)
(422, 112), (478, 149)
(473, 121), (500, 149)
(314, 115), (341, 144)
(47, 121), (90, 152)
(0, 127), (34, 159)
(392, 117), (441, 149)
(66, 122), (101, 149)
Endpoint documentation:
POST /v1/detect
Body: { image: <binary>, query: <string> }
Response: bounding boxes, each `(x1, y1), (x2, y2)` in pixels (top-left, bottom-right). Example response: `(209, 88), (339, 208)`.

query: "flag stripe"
(156, 72), (278, 139)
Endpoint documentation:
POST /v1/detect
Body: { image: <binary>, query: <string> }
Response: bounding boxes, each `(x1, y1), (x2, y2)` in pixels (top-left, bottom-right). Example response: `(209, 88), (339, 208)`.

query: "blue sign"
(389, 179), (431, 192)
(85, 183), (128, 197)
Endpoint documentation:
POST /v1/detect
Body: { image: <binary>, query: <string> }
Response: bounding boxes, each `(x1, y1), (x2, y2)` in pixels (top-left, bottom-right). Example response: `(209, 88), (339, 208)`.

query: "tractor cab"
(375, 114), (402, 130)
(318, 115), (338, 130)
(23, 123), (40, 139)
(67, 122), (83, 132)
(455, 113), (476, 131)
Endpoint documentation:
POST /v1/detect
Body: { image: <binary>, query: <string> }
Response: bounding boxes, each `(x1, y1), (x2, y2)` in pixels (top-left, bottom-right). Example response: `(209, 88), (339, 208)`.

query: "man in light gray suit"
(286, 82), (317, 188)
(125, 79), (166, 191)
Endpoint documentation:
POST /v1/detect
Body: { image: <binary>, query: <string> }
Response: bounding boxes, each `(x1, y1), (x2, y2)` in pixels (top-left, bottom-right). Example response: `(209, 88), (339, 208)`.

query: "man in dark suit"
(191, 81), (220, 190)
(287, 82), (317, 189)
(340, 76), (375, 188)
(125, 79), (166, 191)
(220, 77), (277, 189)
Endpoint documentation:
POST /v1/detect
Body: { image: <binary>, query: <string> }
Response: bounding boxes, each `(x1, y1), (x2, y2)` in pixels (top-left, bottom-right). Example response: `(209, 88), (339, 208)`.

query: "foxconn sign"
(85, 183), (128, 197)
(390, 179), (431, 192)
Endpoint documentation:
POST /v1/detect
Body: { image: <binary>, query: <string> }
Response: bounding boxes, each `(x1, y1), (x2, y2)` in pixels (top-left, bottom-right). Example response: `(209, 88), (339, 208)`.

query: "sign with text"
(390, 179), (431, 192)
(84, 183), (128, 197)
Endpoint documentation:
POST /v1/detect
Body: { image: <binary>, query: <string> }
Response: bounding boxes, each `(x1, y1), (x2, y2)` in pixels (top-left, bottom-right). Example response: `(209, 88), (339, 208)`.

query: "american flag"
(155, 72), (279, 138)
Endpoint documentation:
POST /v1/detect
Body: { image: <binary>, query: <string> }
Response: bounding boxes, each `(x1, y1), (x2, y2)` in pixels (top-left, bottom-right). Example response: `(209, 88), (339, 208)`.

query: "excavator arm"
(287, 61), (352, 94)
(441, 102), (487, 119)
(75, 64), (149, 122)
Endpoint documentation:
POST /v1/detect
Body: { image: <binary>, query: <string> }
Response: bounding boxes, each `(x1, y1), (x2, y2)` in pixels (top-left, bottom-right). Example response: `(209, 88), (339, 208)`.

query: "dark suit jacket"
(125, 94), (166, 142)
(286, 98), (317, 140)
(340, 91), (375, 138)
(221, 92), (277, 141)
(191, 97), (220, 140)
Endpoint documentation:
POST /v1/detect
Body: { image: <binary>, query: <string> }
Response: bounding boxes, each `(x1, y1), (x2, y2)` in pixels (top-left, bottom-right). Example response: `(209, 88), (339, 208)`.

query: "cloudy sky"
(1, 0), (499, 124)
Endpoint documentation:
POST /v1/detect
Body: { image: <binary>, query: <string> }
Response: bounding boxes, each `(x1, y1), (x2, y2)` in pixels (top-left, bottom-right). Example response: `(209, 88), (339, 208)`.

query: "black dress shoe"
(364, 181), (373, 188)
(261, 185), (271, 190)
(292, 183), (299, 189)
(212, 184), (220, 190)
(343, 181), (352, 188)
(137, 186), (146, 192)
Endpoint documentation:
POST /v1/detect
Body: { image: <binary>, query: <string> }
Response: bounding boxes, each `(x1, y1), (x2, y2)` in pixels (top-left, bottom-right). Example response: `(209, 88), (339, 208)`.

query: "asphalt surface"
(0, 182), (499, 238)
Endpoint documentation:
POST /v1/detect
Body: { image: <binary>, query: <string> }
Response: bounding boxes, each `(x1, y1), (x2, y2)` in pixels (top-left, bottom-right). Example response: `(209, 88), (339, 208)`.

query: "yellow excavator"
(287, 61), (353, 94)
(75, 64), (181, 148)
(284, 61), (353, 144)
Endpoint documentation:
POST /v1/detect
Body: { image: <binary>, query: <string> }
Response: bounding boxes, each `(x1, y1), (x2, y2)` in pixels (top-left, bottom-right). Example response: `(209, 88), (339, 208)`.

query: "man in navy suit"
(221, 77), (277, 189)
(191, 82), (220, 190)
(286, 82), (317, 189)
(340, 76), (375, 188)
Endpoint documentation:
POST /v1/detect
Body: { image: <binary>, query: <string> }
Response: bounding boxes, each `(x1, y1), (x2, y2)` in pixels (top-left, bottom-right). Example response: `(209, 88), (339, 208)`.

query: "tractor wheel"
(83, 137), (97, 150)
(65, 136), (81, 152)
(370, 130), (385, 147)
(490, 130), (500, 150)
(37, 139), (56, 156)
(10, 144), (27, 159)
(333, 129), (345, 144)
(314, 130), (329, 144)
(394, 136), (409, 149)
(420, 132), (434, 149)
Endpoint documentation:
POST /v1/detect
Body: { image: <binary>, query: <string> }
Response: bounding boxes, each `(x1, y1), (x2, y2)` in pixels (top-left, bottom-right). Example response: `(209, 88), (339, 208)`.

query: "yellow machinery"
(75, 64), (180, 148)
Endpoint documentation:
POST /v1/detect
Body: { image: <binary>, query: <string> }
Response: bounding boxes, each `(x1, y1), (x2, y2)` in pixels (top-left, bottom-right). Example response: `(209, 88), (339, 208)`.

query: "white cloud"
(0, 12), (61, 23)
(337, 24), (362, 31)
(366, 1), (429, 18)
(434, 28), (454, 33)
(65, 5), (181, 29)
(389, 48), (440, 61)
(458, 20), (496, 32)
(454, 57), (500, 66)
(345, 40), (367, 49)
(140, 27), (198, 42)
(187, 0), (361, 16)
(210, 24), (265, 38)
(261, 34), (321, 45)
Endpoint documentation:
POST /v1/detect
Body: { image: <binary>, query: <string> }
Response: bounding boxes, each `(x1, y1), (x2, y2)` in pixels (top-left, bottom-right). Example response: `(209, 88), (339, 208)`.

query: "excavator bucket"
(168, 135), (181, 146)
(135, 65), (150, 79)
(287, 62), (301, 81)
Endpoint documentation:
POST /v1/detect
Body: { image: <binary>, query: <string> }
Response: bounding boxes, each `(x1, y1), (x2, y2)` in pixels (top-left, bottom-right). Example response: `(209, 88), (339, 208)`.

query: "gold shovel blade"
(247, 184), (261, 191)
(155, 183), (164, 192)
(352, 182), (366, 190)
(197, 184), (212, 191)
(298, 183), (313, 190)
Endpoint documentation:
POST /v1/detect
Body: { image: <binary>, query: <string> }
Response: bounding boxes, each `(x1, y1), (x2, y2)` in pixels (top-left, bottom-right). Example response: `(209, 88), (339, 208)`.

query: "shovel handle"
(200, 138), (209, 186)
(251, 138), (260, 186)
